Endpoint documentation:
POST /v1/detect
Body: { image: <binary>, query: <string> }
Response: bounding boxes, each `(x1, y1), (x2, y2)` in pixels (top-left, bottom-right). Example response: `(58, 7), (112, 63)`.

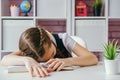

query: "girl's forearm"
(1, 54), (31, 66)
(63, 55), (98, 67)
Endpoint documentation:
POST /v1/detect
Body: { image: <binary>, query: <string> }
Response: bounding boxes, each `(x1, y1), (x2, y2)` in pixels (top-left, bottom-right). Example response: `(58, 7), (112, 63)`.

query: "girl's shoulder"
(58, 33), (70, 40)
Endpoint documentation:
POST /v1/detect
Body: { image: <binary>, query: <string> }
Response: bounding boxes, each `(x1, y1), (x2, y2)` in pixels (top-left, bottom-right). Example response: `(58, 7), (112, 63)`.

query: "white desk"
(0, 62), (120, 80)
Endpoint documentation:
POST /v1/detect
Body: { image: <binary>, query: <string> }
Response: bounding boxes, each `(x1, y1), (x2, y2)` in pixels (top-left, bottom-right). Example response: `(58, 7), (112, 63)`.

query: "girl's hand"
(46, 58), (68, 71)
(24, 57), (50, 78)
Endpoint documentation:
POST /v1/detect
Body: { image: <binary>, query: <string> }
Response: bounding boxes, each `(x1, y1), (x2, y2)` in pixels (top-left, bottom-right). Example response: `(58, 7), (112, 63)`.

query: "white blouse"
(47, 31), (76, 53)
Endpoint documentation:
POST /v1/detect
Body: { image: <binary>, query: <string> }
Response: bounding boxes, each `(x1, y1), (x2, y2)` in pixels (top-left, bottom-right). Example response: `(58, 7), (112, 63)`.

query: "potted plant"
(103, 39), (120, 74)
(93, 0), (102, 16)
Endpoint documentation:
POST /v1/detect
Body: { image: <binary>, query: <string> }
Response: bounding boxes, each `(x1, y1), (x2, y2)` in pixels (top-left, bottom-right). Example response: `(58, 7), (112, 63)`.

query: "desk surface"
(0, 62), (120, 80)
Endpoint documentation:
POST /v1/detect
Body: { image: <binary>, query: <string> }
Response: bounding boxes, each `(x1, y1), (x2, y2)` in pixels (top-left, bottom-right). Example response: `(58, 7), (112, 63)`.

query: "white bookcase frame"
(0, 0), (120, 54)
(71, 0), (120, 52)
(0, 0), (71, 53)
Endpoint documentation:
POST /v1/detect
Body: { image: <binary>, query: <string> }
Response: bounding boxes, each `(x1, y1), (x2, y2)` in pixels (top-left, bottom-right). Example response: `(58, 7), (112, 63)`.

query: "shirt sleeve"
(58, 33), (76, 53)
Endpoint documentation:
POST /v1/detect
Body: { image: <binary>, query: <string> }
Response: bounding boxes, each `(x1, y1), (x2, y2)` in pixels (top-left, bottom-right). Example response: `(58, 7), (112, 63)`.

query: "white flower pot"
(104, 59), (119, 74)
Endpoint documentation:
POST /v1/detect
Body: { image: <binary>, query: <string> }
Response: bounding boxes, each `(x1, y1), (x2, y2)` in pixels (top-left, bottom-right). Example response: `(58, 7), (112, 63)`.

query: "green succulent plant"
(103, 39), (120, 60)
(93, 0), (102, 9)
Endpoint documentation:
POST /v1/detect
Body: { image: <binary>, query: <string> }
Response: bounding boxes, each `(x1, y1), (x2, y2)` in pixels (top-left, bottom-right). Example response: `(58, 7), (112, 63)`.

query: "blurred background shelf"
(0, 0), (120, 56)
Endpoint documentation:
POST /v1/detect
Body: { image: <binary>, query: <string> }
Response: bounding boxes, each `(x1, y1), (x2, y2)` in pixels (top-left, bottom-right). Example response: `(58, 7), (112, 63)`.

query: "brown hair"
(19, 27), (52, 61)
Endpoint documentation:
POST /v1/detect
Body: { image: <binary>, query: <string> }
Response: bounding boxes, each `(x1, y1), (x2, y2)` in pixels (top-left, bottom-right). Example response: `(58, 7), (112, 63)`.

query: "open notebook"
(7, 63), (73, 73)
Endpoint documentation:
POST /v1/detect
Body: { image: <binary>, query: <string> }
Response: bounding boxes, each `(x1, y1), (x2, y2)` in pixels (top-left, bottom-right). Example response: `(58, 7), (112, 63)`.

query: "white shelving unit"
(0, 0), (71, 53)
(71, 0), (120, 52)
(1, 0), (120, 55)
(71, 0), (108, 52)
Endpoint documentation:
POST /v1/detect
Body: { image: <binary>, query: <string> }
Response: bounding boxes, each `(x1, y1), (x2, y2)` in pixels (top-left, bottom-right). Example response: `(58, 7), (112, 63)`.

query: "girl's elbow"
(1, 55), (9, 66)
(90, 54), (99, 65)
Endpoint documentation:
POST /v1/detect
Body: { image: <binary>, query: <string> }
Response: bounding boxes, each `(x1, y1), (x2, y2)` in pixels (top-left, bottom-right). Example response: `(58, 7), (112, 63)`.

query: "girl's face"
(38, 43), (56, 62)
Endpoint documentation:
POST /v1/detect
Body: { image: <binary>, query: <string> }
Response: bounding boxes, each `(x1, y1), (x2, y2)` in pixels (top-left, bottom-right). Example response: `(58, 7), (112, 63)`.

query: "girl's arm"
(1, 50), (27, 66)
(1, 50), (49, 77)
(46, 43), (98, 71)
(63, 42), (98, 66)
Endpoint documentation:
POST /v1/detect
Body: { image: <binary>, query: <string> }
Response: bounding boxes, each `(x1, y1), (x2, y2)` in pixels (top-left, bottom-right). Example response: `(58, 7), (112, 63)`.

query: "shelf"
(1, 50), (13, 53)
(1, 0), (120, 52)
(74, 0), (105, 17)
(108, 17), (120, 19)
(1, 16), (34, 20)
(75, 17), (106, 20)
(72, 0), (108, 52)
(35, 17), (66, 20)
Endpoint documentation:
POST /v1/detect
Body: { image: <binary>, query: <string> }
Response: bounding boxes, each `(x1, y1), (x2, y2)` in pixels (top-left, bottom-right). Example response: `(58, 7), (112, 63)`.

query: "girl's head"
(19, 27), (56, 62)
